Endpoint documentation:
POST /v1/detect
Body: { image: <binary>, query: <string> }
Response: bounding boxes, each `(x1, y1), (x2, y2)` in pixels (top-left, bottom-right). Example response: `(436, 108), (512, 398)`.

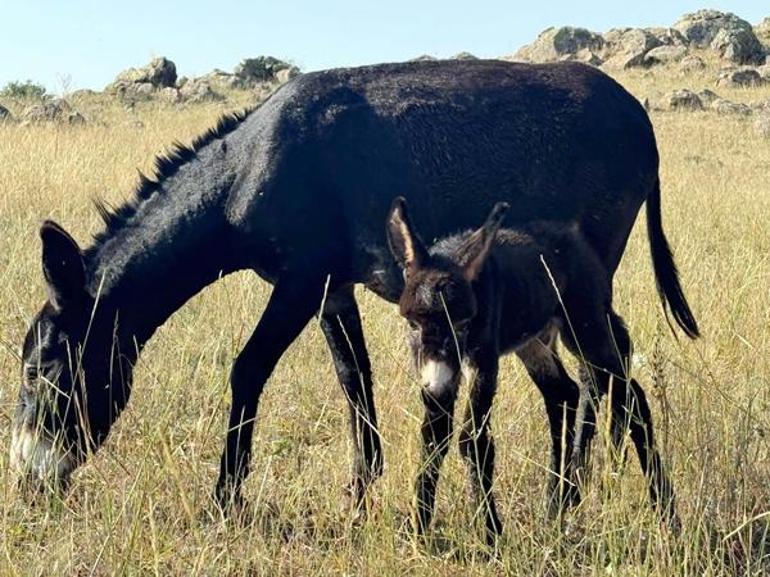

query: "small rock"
(716, 67), (764, 87)
(158, 87), (181, 103)
(660, 89), (703, 111)
(21, 98), (72, 122)
(679, 55), (706, 73)
(710, 98), (752, 115)
(697, 89), (720, 105)
(644, 45), (688, 66)
(178, 78), (224, 103)
(754, 113), (770, 137)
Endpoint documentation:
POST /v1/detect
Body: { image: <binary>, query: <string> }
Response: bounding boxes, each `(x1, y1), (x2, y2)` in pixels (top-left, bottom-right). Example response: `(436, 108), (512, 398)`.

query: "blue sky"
(2, 1), (767, 93)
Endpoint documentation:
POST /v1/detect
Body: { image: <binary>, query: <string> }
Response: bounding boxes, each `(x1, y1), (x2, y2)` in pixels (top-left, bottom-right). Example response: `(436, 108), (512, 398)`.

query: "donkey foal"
(387, 197), (677, 543)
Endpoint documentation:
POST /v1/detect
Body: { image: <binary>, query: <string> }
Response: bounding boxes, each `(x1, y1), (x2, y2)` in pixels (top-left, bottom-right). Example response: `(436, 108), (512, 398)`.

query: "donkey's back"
(226, 60), (658, 298)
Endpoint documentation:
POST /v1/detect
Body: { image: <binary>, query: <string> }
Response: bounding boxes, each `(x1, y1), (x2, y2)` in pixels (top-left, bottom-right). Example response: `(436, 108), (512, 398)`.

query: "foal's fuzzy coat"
(387, 197), (676, 543)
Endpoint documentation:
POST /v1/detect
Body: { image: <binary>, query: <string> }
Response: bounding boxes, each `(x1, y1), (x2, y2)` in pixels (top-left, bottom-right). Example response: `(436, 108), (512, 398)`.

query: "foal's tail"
(646, 177), (700, 339)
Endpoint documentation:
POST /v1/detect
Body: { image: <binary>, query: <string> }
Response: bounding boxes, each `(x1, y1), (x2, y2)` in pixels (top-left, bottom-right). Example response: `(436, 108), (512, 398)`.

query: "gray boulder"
(710, 98), (752, 115)
(602, 28), (661, 69)
(644, 45), (688, 66)
(674, 10), (764, 64)
(659, 89), (703, 111)
(716, 67), (764, 87)
(114, 57), (177, 88)
(696, 89), (720, 105)
(21, 98), (71, 122)
(108, 81), (155, 101)
(179, 78), (225, 103)
(512, 27), (604, 63)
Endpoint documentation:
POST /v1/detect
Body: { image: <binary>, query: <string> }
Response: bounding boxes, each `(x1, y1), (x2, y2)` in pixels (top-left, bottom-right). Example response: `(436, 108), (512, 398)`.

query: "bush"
(1, 80), (48, 100)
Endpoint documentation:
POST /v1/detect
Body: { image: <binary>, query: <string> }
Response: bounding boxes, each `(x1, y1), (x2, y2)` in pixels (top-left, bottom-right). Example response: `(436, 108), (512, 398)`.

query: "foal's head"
(386, 197), (508, 395)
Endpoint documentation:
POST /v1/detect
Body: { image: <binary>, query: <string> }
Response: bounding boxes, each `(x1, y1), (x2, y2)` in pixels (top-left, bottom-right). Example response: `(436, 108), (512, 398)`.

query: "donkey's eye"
(407, 319), (420, 331)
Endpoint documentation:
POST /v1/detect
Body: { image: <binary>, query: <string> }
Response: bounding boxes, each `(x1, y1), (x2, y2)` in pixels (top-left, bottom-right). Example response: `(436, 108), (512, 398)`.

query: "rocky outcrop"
(716, 67), (764, 87)
(511, 27), (604, 64)
(107, 57), (178, 100)
(674, 10), (765, 64)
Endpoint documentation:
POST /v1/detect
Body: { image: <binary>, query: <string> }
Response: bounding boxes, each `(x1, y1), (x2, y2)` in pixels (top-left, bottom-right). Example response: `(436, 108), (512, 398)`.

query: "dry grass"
(1, 63), (769, 576)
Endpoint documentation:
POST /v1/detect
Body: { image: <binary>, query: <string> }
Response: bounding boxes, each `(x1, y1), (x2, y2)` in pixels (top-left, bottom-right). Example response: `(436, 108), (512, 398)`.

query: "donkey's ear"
(462, 202), (509, 281)
(40, 220), (86, 309)
(386, 197), (429, 272)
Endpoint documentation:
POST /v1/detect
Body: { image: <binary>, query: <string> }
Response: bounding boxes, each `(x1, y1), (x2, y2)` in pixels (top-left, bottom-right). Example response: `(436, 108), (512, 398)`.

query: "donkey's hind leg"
(563, 311), (677, 526)
(516, 326), (584, 518)
(320, 287), (383, 512)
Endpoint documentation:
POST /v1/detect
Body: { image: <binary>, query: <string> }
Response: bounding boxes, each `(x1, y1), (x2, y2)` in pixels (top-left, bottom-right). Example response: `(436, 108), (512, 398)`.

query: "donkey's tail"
(646, 177), (700, 339)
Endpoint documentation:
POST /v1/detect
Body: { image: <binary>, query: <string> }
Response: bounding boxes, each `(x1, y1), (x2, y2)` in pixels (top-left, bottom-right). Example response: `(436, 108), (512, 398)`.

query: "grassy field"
(1, 60), (769, 576)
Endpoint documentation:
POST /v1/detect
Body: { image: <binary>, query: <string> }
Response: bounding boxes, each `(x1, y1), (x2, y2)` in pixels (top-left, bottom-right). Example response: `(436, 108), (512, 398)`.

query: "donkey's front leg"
(215, 274), (321, 512)
(458, 353), (503, 544)
(319, 287), (382, 512)
(414, 365), (460, 535)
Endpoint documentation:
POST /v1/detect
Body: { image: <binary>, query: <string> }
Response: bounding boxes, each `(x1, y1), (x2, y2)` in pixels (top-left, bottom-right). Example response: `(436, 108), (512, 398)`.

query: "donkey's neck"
(85, 139), (240, 347)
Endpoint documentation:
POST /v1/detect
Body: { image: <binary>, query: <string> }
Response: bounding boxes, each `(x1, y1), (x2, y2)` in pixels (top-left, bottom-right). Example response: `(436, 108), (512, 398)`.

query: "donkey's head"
(11, 221), (132, 492)
(387, 197), (508, 395)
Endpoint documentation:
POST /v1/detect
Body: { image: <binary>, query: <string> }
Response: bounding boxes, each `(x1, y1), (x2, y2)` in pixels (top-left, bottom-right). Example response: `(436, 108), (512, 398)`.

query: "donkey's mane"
(88, 107), (254, 254)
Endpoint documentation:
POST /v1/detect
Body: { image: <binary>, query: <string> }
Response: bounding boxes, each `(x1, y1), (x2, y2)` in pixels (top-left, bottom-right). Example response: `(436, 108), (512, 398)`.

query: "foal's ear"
(40, 220), (87, 310)
(386, 197), (429, 272)
(462, 202), (509, 281)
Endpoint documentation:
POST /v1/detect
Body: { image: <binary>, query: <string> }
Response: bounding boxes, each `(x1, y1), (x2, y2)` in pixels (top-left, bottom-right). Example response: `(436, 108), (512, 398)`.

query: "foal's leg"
(516, 331), (584, 518)
(319, 287), (383, 511)
(457, 352), (502, 543)
(414, 372), (459, 535)
(215, 274), (321, 510)
(564, 311), (677, 524)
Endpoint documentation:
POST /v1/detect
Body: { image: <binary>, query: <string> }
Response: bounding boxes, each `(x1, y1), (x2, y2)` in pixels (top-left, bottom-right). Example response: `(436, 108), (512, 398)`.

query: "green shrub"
(1, 80), (48, 100)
